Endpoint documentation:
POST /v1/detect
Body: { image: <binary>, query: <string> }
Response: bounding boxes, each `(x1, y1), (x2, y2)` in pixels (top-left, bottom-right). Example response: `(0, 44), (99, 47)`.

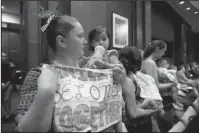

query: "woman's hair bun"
(38, 6), (56, 27)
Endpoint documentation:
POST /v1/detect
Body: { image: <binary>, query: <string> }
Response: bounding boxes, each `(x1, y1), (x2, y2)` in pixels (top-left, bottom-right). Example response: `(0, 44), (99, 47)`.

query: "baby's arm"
(107, 50), (119, 64)
(137, 98), (158, 109)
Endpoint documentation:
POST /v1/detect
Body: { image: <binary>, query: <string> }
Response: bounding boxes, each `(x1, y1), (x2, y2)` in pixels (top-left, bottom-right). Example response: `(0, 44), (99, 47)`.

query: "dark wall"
(151, 2), (176, 63)
(195, 34), (199, 63)
(71, 1), (133, 56)
(151, 1), (191, 65)
(151, 8), (174, 42)
(192, 33), (199, 63)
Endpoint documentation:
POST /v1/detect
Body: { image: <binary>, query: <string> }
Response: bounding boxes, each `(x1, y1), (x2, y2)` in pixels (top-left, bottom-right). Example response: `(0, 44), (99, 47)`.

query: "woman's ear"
(156, 47), (162, 52)
(56, 35), (66, 48)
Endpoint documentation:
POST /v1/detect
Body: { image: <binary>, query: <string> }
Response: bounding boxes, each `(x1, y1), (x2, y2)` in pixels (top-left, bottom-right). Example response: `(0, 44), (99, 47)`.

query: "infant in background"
(156, 59), (181, 89)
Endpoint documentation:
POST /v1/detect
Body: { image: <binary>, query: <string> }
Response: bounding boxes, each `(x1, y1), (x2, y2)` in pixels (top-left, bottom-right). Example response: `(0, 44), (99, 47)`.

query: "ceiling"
(167, 1), (199, 33)
(190, 1), (199, 10)
(1, 0), (199, 33)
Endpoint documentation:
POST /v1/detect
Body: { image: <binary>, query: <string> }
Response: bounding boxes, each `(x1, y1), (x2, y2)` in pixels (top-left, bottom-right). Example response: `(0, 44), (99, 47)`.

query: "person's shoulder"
(143, 58), (156, 67)
(26, 66), (42, 78)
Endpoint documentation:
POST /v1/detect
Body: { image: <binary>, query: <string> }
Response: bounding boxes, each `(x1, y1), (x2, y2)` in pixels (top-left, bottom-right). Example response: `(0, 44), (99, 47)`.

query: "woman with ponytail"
(142, 40), (177, 106)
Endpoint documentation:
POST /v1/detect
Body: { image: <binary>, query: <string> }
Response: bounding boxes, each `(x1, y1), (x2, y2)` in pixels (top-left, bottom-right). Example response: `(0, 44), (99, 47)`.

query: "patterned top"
(15, 66), (115, 132)
(133, 71), (162, 101)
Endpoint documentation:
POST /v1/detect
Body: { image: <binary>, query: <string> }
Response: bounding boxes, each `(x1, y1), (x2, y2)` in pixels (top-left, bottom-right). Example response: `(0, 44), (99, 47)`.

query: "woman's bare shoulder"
(142, 59), (156, 68)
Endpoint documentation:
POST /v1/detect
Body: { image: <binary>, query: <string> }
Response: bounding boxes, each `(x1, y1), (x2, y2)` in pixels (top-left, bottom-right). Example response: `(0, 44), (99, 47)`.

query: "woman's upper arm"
(16, 68), (41, 122)
(122, 78), (137, 118)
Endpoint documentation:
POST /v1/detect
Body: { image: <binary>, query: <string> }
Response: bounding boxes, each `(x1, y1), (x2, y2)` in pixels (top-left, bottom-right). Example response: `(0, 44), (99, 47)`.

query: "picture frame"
(112, 13), (129, 48)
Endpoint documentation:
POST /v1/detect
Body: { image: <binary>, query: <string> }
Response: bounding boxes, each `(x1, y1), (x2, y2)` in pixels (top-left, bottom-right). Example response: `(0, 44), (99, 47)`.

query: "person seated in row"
(156, 59), (198, 112)
(189, 62), (199, 80)
(172, 64), (198, 123)
(176, 64), (196, 87)
(184, 64), (195, 80)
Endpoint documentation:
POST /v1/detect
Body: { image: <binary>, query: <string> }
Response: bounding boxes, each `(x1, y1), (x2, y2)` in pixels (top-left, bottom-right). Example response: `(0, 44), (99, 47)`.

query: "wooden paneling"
(1, 30), (22, 69)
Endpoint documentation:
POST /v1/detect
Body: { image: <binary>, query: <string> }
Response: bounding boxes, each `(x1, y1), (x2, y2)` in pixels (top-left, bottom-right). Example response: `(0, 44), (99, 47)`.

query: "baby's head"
(156, 59), (169, 69)
(88, 26), (110, 52)
(169, 64), (177, 70)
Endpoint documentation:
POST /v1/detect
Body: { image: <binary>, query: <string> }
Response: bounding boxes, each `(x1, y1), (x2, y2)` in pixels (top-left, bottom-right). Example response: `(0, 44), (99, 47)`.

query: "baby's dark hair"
(119, 46), (142, 75)
(88, 26), (111, 52)
(143, 40), (167, 59)
(156, 58), (165, 67)
(41, 14), (78, 53)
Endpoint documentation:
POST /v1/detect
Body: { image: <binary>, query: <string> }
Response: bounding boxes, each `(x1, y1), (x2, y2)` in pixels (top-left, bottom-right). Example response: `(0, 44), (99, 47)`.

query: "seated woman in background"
(189, 62), (199, 80)
(119, 46), (164, 132)
(172, 64), (198, 123)
(184, 64), (195, 80)
(176, 64), (198, 88)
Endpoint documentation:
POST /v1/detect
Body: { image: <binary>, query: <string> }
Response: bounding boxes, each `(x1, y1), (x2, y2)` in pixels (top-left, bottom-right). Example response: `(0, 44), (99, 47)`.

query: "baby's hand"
(92, 59), (117, 69)
(143, 98), (158, 109)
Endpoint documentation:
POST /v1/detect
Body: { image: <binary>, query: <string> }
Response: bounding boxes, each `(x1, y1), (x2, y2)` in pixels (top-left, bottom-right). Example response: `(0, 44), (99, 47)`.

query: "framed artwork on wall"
(112, 13), (128, 48)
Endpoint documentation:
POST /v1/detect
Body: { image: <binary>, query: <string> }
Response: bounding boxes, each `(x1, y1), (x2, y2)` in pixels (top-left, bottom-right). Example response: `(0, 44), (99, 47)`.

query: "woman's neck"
(146, 55), (155, 61)
(52, 54), (77, 67)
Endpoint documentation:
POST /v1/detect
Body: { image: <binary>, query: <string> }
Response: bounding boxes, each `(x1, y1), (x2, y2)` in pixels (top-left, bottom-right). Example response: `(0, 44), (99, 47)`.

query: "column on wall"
(174, 21), (182, 66)
(187, 31), (195, 63)
(135, 1), (144, 49)
(143, 1), (151, 49)
(134, 1), (151, 50)
(23, 1), (41, 70)
(181, 23), (190, 64)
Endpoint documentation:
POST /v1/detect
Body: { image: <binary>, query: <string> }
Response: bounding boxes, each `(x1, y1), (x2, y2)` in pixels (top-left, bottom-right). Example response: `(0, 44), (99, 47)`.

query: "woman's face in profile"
(155, 47), (167, 59)
(63, 22), (87, 59)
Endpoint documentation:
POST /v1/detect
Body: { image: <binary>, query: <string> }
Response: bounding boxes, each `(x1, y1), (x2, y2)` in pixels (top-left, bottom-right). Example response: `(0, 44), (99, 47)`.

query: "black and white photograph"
(1, 0), (199, 132)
